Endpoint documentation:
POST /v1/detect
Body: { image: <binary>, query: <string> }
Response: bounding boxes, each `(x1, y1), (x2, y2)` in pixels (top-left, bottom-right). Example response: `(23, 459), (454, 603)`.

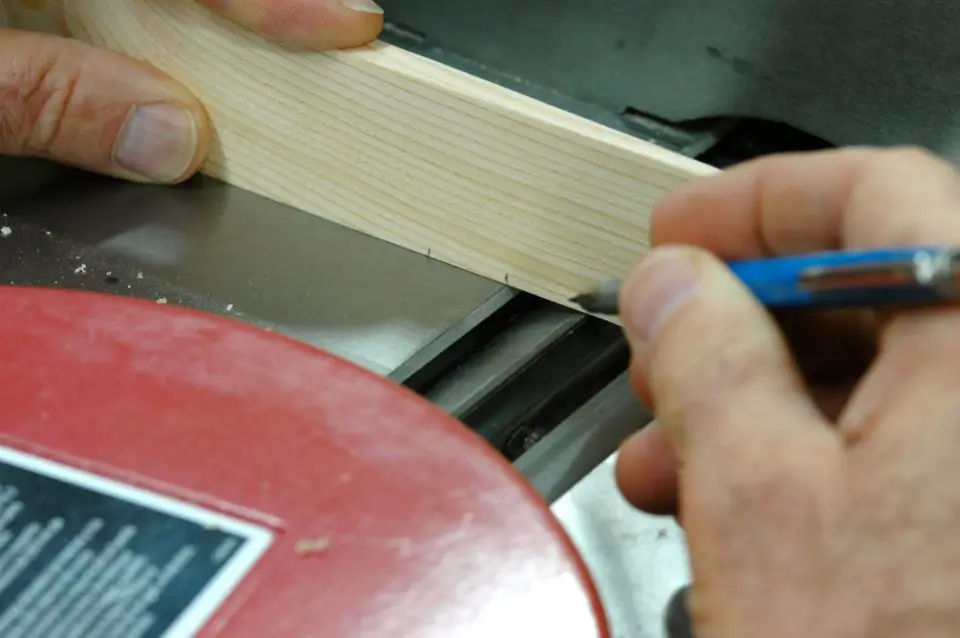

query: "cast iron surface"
(0, 161), (504, 376)
(554, 454), (690, 638)
(0, 159), (632, 463)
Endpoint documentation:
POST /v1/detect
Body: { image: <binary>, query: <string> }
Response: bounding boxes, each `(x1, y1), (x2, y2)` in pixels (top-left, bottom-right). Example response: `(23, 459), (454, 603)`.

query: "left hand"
(193, 0), (383, 50)
(0, 0), (382, 183)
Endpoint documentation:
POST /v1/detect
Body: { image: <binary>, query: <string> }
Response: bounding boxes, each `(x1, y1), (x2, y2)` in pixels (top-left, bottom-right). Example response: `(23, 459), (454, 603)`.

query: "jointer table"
(0, 10), (835, 632)
(0, 112), (824, 637)
(0, 157), (690, 637)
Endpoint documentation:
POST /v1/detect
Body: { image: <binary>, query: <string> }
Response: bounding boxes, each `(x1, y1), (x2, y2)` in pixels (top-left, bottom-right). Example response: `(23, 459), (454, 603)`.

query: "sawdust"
(295, 537), (331, 556)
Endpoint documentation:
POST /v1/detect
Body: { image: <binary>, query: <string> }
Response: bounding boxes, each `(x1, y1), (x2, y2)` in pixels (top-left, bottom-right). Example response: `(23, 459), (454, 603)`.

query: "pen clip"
(799, 248), (960, 296)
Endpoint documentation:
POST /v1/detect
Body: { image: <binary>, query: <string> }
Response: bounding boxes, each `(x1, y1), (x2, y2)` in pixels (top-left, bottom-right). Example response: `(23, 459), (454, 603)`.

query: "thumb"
(614, 247), (837, 516)
(0, 28), (210, 183)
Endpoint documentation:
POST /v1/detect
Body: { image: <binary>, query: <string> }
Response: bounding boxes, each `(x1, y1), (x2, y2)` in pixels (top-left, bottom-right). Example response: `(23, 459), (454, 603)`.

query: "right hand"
(0, 0), (382, 183)
(615, 146), (960, 636)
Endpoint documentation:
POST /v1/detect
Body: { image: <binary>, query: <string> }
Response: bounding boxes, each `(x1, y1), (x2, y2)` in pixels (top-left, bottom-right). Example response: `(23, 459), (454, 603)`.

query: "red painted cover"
(0, 287), (608, 637)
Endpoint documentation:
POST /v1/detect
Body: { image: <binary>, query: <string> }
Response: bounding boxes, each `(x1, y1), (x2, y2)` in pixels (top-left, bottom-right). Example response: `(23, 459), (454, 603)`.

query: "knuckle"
(870, 145), (952, 177)
(0, 50), (79, 156)
(0, 54), (36, 153)
(877, 145), (941, 167)
(845, 145), (960, 246)
(653, 340), (781, 422)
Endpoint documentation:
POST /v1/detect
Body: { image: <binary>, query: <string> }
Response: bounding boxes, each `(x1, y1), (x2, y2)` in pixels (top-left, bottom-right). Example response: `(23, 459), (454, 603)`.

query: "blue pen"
(569, 246), (960, 314)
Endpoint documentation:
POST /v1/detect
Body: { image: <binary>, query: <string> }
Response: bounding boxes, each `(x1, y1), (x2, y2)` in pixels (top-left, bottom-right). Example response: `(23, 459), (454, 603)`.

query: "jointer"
(2, 1), (943, 637)
(0, 125), (822, 638)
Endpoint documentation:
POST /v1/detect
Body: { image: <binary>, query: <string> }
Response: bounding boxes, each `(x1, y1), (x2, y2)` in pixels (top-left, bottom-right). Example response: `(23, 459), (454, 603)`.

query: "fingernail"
(114, 104), (198, 183)
(340, 0), (384, 14)
(622, 248), (700, 344)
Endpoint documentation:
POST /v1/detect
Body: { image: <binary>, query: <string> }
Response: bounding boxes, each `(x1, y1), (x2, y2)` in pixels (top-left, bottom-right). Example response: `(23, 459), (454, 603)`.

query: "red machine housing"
(0, 287), (608, 637)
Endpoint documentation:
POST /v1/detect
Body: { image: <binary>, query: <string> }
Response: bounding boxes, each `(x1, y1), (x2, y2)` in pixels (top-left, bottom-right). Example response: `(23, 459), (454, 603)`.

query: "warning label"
(0, 446), (273, 638)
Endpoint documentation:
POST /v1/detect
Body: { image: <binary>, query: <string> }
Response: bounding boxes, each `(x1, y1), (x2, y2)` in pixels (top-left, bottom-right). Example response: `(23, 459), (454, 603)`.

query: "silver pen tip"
(569, 279), (621, 314)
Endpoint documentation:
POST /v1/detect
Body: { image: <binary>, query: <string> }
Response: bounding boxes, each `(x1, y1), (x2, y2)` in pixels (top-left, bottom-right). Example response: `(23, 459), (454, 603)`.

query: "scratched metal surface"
(553, 453), (691, 638)
(0, 163), (504, 376)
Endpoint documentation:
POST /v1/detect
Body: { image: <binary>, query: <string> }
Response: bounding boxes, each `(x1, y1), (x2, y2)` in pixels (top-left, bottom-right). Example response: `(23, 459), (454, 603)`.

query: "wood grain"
(64, 0), (717, 315)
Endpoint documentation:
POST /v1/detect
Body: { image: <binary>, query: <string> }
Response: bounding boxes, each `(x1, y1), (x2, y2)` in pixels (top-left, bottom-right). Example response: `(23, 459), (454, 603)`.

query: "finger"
(616, 246), (839, 518)
(650, 147), (870, 258)
(649, 146), (960, 430)
(615, 422), (678, 516)
(0, 29), (210, 183)
(771, 150), (960, 437)
(651, 146), (960, 258)
(617, 384), (852, 517)
(628, 307), (876, 424)
(842, 305), (960, 444)
(195, 0), (383, 50)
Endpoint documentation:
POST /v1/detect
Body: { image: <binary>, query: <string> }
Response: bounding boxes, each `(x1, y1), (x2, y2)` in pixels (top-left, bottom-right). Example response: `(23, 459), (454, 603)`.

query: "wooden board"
(63, 0), (717, 315)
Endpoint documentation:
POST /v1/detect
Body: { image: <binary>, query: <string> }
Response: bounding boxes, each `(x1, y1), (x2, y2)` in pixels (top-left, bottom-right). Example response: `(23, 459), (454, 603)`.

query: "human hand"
(0, 0), (382, 183)
(615, 147), (960, 636)
(191, 0), (383, 50)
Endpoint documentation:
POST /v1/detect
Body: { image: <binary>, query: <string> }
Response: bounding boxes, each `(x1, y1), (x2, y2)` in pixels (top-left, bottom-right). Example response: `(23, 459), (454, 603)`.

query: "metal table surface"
(0, 158), (683, 638)
(0, 159), (504, 376)
(555, 455), (690, 638)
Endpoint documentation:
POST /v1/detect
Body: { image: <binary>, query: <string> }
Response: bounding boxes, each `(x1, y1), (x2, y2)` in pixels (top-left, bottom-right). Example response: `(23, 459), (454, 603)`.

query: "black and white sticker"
(0, 446), (274, 638)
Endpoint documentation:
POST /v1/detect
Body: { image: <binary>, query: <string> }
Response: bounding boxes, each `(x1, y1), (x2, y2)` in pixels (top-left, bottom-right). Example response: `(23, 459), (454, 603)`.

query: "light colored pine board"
(65, 0), (717, 316)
